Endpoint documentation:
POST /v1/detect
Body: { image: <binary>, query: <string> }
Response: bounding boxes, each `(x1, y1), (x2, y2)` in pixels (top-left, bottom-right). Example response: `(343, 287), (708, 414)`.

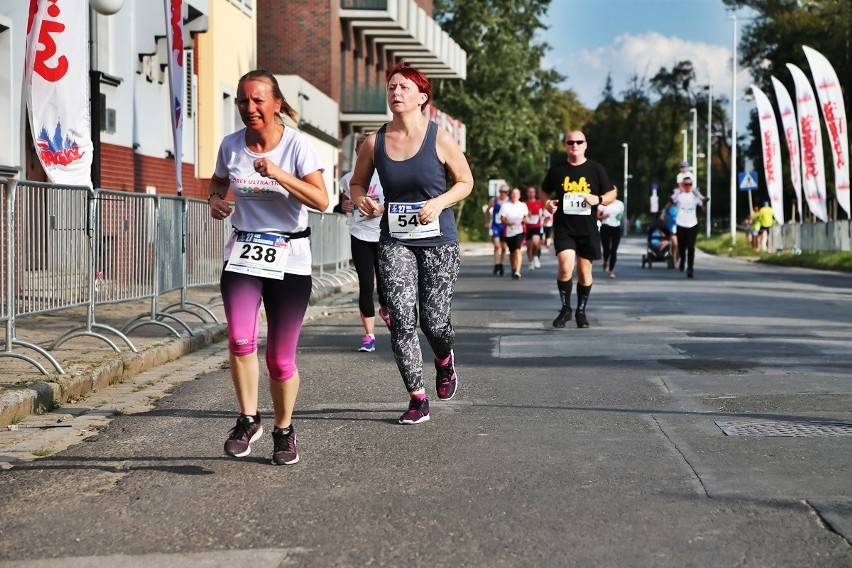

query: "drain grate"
(715, 419), (852, 437)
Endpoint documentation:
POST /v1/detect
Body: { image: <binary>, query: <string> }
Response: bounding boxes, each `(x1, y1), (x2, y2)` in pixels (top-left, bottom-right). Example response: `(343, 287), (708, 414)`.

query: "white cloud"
(547, 31), (753, 108)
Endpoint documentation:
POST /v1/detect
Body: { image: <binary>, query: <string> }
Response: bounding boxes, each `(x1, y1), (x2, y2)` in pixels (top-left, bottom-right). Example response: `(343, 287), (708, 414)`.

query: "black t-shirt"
(541, 159), (613, 236)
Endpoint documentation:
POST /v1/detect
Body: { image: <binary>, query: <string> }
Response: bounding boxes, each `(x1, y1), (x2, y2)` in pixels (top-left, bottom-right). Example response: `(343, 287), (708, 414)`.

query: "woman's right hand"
(358, 195), (380, 217)
(209, 195), (232, 220)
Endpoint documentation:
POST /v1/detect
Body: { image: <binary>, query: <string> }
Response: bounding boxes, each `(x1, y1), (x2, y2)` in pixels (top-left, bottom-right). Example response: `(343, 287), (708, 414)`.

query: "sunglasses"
(682, 182), (693, 186)
(565, 140), (585, 146)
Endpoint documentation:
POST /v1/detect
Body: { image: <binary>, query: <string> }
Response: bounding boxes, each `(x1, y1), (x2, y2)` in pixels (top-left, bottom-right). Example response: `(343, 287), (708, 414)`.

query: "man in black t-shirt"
(541, 131), (617, 329)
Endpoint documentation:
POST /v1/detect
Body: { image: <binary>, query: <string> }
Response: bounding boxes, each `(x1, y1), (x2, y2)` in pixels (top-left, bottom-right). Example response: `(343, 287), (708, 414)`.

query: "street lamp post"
(728, 12), (738, 243)
(706, 83), (713, 238)
(681, 129), (688, 163)
(622, 143), (629, 234)
(690, 107), (698, 179)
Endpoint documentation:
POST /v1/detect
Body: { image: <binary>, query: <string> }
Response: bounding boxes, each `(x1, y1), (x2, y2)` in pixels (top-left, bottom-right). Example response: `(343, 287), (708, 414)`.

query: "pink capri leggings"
(220, 270), (312, 382)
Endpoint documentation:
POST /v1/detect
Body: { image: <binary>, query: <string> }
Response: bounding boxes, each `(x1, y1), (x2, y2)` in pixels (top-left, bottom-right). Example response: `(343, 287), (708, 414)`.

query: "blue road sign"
(738, 171), (758, 191)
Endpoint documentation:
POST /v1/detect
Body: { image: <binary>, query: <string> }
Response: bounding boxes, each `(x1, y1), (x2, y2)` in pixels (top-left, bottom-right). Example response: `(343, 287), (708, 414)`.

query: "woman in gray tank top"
(349, 63), (474, 425)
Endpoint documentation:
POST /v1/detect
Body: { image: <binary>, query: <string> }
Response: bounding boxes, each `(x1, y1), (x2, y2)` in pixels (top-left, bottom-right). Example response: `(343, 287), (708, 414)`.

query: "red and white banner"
(803, 45), (850, 219)
(786, 63), (828, 222)
(751, 85), (784, 225)
(164, 0), (185, 195)
(25, 0), (92, 187)
(771, 76), (803, 222)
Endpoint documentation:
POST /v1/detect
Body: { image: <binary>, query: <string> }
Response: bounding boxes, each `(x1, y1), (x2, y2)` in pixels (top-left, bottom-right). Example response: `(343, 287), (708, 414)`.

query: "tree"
(433, 0), (570, 238)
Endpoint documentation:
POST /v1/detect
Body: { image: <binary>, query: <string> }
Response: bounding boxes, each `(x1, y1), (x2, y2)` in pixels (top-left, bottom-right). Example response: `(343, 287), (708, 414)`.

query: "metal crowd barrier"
(770, 220), (852, 252)
(308, 211), (357, 290)
(0, 179), (356, 375)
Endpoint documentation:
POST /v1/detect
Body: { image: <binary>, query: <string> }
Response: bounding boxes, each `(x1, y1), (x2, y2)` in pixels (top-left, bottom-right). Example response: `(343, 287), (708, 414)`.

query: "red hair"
(386, 62), (431, 111)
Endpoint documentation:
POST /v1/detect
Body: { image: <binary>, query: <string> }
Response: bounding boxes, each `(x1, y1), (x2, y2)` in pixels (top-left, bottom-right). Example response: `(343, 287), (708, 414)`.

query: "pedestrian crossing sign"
(738, 171), (759, 191)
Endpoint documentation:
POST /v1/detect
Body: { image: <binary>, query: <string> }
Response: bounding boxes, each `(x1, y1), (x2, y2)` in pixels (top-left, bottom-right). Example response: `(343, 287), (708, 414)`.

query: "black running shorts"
(554, 230), (602, 260)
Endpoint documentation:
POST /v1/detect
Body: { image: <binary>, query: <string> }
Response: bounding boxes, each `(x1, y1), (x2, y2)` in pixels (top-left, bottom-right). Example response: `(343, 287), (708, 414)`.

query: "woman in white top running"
(208, 70), (328, 465)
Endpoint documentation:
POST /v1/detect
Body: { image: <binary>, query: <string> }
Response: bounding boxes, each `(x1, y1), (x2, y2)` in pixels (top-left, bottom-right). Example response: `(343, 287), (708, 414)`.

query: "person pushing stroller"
(641, 214), (674, 269)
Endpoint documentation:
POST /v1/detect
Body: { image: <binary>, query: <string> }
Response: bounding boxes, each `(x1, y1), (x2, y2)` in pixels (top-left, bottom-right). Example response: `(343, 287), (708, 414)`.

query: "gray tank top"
(374, 121), (458, 246)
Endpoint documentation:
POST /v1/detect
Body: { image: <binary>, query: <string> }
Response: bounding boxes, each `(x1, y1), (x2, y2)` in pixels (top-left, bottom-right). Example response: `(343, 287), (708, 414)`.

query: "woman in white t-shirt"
(667, 171), (705, 278)
(500, 187), (530, 279)
(208, 70), (328, 465)
(597, 197), (624, 278)
(339, 134), (389, 353)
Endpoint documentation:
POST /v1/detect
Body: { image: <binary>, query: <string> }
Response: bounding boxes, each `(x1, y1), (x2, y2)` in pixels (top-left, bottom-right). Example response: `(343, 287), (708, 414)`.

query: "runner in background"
(339, 133), (390, 353)
(500, 187), (529, 279)
(598, 196), (625, 278)
(484, 185), (509, 276)
(524, 186), (545, 271)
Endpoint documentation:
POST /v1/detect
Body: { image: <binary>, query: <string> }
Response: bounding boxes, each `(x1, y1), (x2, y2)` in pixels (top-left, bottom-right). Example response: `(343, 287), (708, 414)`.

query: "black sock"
(576, 284), (592, 313)
(558, 279), (573, 308)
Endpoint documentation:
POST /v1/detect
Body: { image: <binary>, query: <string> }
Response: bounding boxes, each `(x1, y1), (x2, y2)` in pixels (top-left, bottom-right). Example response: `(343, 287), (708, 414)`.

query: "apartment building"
(0, 0), (465, 208)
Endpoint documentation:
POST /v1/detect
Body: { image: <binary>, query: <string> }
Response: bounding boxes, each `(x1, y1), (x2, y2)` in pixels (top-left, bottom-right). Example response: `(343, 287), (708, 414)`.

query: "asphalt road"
(1, 240), (850, 567)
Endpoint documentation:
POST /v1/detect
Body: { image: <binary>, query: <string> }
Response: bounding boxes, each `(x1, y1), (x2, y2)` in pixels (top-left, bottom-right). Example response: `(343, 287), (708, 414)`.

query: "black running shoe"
(399, 397), (430, 424)
(575, 310), (589, 328)
(224, 414), (263, 457)
(271, 425), (299, 465)
(552, 306), (572, 328)
(435, 352), (458, 400)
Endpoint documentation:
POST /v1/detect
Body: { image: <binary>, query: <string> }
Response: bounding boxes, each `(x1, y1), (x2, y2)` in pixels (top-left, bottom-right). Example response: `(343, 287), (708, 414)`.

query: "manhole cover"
(715, 419), (852, 437)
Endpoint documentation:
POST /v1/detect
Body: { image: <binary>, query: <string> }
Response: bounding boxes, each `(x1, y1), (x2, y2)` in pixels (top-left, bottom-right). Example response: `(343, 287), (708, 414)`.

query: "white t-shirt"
(500, 200), (528, 237)
(672, 190), (703, 229)
(599, 199), (624, 228)
(214, 126), (325, 275)
(340, 170), (384, 242)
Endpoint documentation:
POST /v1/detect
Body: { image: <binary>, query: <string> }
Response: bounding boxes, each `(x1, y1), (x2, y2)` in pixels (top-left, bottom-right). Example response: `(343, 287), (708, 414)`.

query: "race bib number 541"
(226, 232), (290, 279)
(388, 202), (441, 240)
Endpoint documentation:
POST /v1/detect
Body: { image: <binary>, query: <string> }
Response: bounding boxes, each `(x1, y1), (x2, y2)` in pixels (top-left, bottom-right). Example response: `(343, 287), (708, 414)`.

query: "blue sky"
(541, 0), (755, 132)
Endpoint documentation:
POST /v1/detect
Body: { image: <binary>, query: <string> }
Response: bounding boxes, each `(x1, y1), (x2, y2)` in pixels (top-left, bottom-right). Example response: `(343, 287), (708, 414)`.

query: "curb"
(0, 280), (351, 428)
(0, 322), (228, 427)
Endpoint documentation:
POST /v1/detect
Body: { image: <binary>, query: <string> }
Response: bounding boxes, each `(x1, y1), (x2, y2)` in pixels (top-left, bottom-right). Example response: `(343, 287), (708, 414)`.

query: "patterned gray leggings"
(378, 241), (460, 393)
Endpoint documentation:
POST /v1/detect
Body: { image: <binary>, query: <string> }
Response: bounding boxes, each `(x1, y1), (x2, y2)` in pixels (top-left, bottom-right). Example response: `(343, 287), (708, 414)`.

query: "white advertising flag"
(771, 76), (803, 222)
(786, 63), (828, 222)
(803, 45), (850, 218)
(751, 85), (785, 225)
(164, 0), (185, 195)
(25, 0), (92, 187)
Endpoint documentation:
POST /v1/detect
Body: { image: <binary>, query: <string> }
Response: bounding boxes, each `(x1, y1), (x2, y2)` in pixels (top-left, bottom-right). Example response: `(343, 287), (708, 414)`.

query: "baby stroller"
(641, 222), (675, 269)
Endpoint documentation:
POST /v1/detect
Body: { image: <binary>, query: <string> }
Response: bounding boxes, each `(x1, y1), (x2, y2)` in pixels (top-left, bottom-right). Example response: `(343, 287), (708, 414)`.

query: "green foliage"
(698, 231), (852, 272)
(433, 0), (568, 238)
(584, 61), (732, 226)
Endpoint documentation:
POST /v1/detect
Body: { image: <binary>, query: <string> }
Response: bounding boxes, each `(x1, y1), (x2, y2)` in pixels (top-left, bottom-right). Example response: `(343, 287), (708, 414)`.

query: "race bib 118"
(562, 194), (592, 215)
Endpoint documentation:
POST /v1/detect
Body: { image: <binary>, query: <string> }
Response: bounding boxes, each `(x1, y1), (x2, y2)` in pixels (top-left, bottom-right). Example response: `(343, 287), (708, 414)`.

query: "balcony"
(340, 0), (466, 80)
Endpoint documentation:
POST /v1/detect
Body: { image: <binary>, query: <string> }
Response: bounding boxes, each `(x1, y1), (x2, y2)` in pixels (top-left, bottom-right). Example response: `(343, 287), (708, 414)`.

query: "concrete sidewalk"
(0, 279), (353, 430)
